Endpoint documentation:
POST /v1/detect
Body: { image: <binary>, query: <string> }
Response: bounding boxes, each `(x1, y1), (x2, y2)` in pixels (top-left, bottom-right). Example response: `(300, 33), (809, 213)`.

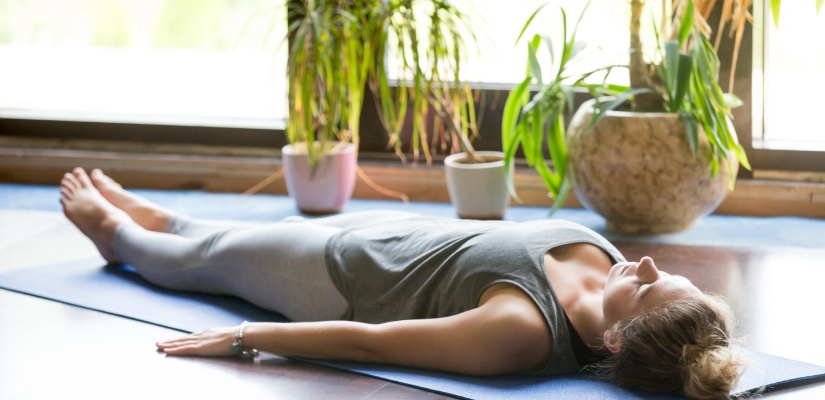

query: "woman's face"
(602, 256), (701, 328)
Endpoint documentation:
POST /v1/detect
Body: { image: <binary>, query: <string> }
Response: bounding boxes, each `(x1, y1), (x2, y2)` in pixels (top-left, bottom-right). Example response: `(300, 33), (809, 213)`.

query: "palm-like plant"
(503, 0), (821, 210)
(285, 0), (477, 168)
(286, 0), (374, 166)
(624, 0), (823, 179)
(375, 0), (478, 164)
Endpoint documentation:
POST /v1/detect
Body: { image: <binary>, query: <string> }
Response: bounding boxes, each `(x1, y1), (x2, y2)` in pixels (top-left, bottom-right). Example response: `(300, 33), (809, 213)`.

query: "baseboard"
(1, 140), (823, 218)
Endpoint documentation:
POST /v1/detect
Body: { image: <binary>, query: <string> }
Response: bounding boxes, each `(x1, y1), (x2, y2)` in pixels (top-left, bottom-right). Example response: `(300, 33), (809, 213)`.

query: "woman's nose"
(635, 256), (659, 281)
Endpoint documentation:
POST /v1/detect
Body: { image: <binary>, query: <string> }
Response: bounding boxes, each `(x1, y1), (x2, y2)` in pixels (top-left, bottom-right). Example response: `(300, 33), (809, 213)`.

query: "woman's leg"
(114, 221), (348, 322)
(91, 168), (423, 235)
(286, 210), (422, 229)
(90, 169), (265, 238)
(68, 168), (348, 322)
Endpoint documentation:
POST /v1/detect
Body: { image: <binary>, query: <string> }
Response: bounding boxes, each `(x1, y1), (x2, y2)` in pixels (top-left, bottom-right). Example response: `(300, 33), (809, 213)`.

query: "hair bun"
(682, 344), (742, 399)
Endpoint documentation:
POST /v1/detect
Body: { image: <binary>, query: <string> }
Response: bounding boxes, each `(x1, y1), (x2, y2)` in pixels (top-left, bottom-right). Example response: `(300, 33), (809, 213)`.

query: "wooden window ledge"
(1, 137), (823, 219)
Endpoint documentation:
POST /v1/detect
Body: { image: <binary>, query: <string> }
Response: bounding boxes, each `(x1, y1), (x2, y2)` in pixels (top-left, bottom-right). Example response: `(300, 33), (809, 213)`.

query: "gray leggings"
(112, 210), (418, 322)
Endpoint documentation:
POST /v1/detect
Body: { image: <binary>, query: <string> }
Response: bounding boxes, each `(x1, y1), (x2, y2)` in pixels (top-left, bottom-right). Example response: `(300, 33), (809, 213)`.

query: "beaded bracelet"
(231, 321), (259, 358)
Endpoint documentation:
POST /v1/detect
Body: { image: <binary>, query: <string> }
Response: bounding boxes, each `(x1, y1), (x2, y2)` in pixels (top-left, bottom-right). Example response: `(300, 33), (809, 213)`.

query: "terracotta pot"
(444, 151), (511, 220)
(566, 98), (738, 234)
(282, 142), (357, 215)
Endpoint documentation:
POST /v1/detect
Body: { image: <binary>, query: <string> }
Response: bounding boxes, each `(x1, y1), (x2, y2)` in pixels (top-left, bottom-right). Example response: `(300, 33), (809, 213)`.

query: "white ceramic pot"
(444, 151), (511, 220)
(282, 142), (357, 214)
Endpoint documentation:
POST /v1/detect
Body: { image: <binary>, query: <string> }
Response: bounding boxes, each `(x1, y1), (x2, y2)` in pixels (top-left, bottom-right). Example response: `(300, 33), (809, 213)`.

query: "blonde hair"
(594, 293), (744, 399)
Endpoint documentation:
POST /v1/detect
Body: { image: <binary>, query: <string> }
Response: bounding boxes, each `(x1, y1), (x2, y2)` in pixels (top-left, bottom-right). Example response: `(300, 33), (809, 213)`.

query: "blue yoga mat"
(1, 258), (824, 399)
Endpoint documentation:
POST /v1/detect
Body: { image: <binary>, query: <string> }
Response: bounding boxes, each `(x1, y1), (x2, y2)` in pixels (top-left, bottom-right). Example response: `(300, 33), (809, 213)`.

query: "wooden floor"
(1, 209), (824, 399)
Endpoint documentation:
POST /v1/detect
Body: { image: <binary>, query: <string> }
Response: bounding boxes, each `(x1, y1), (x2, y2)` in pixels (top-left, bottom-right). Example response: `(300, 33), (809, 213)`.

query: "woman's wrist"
(231, 321), (258, 358)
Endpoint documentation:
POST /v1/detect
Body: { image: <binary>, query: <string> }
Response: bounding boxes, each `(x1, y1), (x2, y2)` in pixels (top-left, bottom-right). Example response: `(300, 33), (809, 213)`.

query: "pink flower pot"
(282, 142), (357, 214)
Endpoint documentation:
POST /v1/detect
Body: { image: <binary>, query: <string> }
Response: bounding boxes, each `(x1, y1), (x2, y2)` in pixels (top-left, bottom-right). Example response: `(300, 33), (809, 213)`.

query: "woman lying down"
(59, 167), (742, 400)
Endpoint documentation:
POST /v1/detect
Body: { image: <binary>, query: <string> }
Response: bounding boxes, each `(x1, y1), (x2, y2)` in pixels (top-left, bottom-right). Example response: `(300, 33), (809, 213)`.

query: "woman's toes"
(72, 167), (93, 188)
(62, 172), (79, 190)
(91, 169), (122, 191)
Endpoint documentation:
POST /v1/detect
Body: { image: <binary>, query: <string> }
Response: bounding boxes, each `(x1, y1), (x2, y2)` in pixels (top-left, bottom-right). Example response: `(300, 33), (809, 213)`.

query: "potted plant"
(282, 0), (371, 214)
(370, 1), (503, 219)
(501, 3), (597, 216)
(282, 0), (481, 215)
(504, 0), (814, 233)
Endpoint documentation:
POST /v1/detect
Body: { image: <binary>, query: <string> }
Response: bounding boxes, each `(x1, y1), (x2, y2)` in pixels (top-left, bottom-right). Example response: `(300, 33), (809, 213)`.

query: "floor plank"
(1, 210), (824, 399)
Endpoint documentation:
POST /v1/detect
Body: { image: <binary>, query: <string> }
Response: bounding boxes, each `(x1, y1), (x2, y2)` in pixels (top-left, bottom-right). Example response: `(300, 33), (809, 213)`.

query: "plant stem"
(629, 0), (663, 111)
(426, 94), (481, 163)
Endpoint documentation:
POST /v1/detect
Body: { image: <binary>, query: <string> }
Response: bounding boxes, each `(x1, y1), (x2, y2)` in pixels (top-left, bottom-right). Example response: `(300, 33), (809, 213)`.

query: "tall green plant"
(616, 0), (822, 183)
(620, 0), (751, 182)
(285, 0), (477, 167)
(501, 2), (600, 213)
(286, 0), (374, 167)
(375, 0), (478, 163)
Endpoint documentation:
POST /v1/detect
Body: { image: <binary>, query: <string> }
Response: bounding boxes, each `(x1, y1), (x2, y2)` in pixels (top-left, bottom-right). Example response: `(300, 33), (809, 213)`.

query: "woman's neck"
(544, 243), (612, 348)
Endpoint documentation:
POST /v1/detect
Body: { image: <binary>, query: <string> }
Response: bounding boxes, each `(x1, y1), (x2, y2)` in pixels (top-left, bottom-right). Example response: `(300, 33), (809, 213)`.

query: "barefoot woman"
(60, 168), (741, 399)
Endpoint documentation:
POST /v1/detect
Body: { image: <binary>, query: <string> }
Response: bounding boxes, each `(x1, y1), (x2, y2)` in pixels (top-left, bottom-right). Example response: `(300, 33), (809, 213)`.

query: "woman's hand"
(156, 326), (238, 357)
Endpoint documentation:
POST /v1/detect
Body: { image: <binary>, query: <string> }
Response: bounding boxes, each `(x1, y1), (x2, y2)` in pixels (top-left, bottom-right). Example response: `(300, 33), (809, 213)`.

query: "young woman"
(59, 167), (742, 399)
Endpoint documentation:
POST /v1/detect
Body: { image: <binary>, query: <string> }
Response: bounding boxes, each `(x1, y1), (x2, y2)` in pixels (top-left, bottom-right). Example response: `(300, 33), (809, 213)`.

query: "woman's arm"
(156, 285), (552, 376)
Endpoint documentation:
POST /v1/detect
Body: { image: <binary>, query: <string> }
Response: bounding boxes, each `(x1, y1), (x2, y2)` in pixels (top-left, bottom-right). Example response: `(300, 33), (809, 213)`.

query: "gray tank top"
(324, 215), (625, 375)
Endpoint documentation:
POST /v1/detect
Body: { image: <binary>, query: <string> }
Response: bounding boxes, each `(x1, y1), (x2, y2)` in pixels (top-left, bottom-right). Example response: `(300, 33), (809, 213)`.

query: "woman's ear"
(603, 330), (621, 354)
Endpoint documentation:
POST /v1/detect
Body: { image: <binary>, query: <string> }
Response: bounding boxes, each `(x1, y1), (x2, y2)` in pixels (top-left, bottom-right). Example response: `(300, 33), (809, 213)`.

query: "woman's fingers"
(156, 339), (197, 349)
(155, 326), (238, 357)
(161, 343), (202, 355)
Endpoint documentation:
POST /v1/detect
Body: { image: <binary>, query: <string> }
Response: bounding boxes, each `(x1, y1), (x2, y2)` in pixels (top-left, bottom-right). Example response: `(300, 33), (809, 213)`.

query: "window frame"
(730, 0), (825, 175)
(1, 1), (823, 175)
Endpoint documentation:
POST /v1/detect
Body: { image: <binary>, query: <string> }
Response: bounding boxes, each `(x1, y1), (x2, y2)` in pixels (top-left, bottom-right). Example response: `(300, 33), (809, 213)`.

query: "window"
(761, 2), (825, 151)
(0, 0), (286, 129)
(1, 1), (822, 174)
(446, 0), (631, 86)
(739, 0), (825, 174)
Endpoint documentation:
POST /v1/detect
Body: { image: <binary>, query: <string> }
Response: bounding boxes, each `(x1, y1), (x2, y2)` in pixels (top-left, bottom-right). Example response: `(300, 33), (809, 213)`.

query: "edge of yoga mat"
(1, 258), (824, 399)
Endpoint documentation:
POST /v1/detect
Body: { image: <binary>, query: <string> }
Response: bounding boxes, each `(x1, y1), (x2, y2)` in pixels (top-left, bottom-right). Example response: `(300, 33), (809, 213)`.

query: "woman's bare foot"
(60, 168), (133, 263)
(89, 169), (173, 232)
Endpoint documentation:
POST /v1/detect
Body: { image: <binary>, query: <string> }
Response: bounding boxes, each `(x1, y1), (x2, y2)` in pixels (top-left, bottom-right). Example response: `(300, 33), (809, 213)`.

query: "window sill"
(1, 136), (823, 219)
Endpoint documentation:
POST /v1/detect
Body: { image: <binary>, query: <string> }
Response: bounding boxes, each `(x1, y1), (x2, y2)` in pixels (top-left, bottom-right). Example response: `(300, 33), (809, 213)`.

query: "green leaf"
(678, 0), (694, 46)
(567, 41), (588, 65)
(515, 3), (549, 46)
(559, 84), (575, 116)
(558, 8), (572, 73)
(771, 0), (782, 27)
(589, 88), (651, 128)
(528, 108), (545, 167)
(671, 53), (693, 111)
(723, 93), (744, 109)
(528, 35), (544, 87)
(710, 148), (720, 177)
(735, 142), (752, 171)
(503, 129), (524, 200)
(502, 77), (532, 148)
(548, 111), (568, 178)
(664, 41), (680, 103)
(548, 178), (571, 216)
(539, 34), (556, 77)
(680, 110), (699, 158)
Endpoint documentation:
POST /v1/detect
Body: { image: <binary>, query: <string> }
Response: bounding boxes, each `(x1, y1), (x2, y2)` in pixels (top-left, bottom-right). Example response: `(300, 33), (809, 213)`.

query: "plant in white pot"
(371, 1), (505, 219)
(282, 0), (485, 216)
